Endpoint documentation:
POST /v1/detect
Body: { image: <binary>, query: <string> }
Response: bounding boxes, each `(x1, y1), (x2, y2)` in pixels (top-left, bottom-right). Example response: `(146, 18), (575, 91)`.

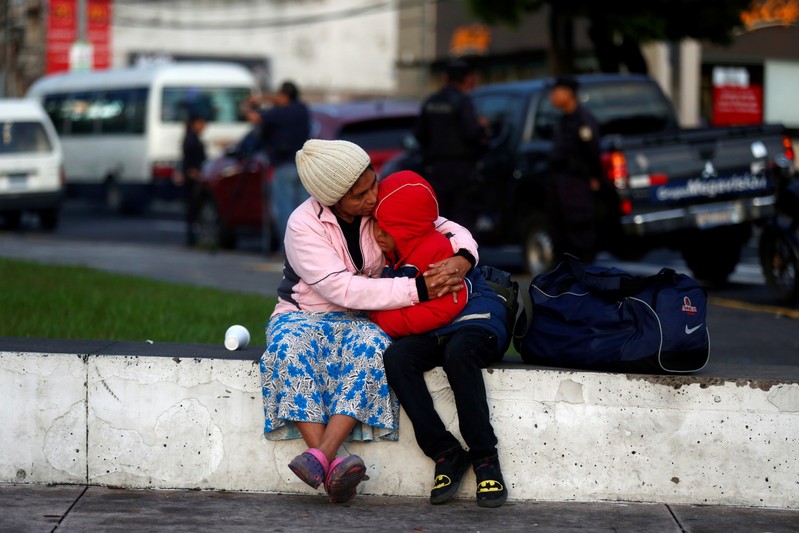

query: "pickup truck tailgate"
(607, 124), (785, 236)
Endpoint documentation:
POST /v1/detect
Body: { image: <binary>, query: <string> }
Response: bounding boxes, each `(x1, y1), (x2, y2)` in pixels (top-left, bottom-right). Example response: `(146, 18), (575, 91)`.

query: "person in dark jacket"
(373, 171), (509, 509)
(181, 114), (207, 246)
(414, 60), (489, 226)
(546, 76), (604, 262)
(246, 81), (311, 252)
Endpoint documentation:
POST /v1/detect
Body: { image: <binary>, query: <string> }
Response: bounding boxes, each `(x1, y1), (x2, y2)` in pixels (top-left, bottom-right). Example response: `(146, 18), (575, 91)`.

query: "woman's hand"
(423, 256), (473, 301)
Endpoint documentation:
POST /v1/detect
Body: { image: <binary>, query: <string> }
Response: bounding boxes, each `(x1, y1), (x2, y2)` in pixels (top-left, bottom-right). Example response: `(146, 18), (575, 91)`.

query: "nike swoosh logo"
(685, 324), (704, 335)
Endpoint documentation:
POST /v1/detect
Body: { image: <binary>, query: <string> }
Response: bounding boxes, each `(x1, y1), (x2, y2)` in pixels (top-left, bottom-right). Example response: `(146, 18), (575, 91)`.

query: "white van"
(0, 99), (64, 230)
(26, 62), (257, 212)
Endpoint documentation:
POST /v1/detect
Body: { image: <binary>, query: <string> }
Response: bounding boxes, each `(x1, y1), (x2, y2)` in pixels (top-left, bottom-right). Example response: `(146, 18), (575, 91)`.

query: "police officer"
(180, 113), (207, 246)
(414, 59), (489, 226)
(546, 76), (604, 262)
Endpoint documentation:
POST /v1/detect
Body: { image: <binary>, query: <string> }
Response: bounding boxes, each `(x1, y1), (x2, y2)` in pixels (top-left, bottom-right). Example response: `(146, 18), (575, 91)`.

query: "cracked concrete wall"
(2, 349), (798, 508)
(0, 353), (87, 485)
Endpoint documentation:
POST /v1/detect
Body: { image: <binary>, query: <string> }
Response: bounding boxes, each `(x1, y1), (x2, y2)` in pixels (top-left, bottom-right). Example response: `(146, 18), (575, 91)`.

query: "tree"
(466, 0), (753, 74)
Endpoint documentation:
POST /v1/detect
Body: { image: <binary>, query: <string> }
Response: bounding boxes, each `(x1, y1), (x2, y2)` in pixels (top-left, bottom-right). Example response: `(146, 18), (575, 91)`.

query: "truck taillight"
(601, 150), (628, 189)
(59, 164), (66, 186)
(783, 135), (795, 162)
(152, 161), (176, 180)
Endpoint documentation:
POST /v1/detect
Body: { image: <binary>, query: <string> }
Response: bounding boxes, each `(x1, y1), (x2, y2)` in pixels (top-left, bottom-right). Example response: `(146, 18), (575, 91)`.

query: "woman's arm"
(286, 213), (421, 311)
(422, 216), (480, 299)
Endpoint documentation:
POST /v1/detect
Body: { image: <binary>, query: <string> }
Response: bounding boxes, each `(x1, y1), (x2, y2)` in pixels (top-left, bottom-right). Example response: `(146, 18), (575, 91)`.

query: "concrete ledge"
(1, 337), (797, 509)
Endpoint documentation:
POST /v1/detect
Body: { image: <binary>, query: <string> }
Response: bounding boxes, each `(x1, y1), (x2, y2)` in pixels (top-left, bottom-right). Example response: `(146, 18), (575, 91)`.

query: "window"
(63, 92), (97, 134)
(0, 122), (53, 154)
(97, 89), (148, 134)
(337, 117), (417, 151)
(43, 95), (67, 134)
(534, 81), (678, 139)
(473, 93), (527, 146)
(43, 88), (148, 136)
(161, 87), (251, 124)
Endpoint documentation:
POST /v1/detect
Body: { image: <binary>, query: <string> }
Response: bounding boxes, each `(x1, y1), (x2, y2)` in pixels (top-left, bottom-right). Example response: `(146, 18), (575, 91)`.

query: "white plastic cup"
(224, 325), (250, 351)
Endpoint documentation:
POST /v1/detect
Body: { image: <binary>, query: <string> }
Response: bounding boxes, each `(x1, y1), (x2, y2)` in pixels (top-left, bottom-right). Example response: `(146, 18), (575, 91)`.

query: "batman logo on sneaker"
(474, 458), (508, 508)
(429, 448), (470, 505)
(477, 480), (504, 493)
(433, 475), (452, 490)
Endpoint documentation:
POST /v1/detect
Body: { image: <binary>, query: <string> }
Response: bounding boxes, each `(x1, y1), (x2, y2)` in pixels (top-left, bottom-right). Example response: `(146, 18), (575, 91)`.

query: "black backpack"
(477, 265), (533, 353)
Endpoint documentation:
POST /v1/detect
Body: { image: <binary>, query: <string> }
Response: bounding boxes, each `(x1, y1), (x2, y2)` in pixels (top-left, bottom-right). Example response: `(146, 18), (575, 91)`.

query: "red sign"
(87, 0), (111, 70)
(712, 85), (763, 126)
(46, 0), (111, 74)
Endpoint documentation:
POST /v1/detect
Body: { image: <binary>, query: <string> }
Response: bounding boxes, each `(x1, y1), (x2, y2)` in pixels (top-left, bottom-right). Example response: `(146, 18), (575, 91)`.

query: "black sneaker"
(474, 457), (508, 508)
(429, 447), (470, 505)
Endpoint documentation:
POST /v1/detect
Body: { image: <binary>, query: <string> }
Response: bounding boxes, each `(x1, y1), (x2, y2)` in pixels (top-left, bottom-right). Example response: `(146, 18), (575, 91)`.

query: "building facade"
(2, 0), (400, 101)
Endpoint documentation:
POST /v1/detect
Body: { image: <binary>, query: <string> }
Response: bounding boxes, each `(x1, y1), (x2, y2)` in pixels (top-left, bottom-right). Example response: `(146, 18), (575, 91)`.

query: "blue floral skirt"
(260, 311), (399, 442)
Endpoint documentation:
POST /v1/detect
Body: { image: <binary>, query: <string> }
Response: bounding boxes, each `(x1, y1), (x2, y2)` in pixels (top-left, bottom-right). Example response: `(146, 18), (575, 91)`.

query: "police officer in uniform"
(414, 59), (489, 226)
(546, 76), (605, 262)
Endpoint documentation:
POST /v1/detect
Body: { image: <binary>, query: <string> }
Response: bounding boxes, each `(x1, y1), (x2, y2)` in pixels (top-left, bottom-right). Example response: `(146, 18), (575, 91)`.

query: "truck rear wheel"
(759, 226), (799, 304)
(680, 224), (750, 284)
(522, 216), (554, 278)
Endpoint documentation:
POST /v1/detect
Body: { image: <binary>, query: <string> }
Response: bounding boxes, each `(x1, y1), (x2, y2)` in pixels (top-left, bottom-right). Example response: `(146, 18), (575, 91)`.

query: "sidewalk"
(2, 484), (798, 533)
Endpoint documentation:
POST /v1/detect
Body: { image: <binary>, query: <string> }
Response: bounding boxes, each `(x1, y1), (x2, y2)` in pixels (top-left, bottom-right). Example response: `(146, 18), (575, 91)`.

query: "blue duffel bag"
(517, 256), (710, 373)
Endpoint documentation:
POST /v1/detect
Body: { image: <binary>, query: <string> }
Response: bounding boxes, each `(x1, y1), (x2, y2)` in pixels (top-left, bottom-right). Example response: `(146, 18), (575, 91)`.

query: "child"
(371, 170), (510, 508)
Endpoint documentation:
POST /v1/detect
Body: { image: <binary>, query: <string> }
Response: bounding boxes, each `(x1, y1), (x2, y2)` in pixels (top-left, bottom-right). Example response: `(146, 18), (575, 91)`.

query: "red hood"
(375, 171), (440, 262)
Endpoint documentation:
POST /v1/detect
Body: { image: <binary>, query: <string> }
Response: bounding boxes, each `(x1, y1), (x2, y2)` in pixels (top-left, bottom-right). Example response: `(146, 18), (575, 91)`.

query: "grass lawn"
(0, 258), (276, 345)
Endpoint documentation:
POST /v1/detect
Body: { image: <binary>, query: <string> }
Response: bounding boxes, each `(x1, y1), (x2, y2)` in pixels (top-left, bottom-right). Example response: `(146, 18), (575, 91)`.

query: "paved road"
(1, 199), (797, 372)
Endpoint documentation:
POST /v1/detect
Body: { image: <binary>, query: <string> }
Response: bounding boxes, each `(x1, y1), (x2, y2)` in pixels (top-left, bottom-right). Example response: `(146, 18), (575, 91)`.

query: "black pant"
(383, 327), (500, 462)
(185, 178), (203, 246)
(546, 173), (597, 262)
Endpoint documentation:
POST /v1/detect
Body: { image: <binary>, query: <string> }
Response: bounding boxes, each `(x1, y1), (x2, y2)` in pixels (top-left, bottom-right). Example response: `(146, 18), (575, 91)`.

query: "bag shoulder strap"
(563, 256), (681, 298)
(512, 282), (533, 352)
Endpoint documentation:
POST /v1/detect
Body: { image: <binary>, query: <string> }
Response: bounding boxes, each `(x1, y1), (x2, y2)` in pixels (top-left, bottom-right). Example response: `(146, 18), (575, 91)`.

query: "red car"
(191, 99), (419, 249)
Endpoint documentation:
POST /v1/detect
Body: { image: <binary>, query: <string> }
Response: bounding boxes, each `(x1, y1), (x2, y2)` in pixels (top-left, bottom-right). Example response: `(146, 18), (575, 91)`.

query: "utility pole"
(70, 0), (92, 70)
(3, 0), (12, 97)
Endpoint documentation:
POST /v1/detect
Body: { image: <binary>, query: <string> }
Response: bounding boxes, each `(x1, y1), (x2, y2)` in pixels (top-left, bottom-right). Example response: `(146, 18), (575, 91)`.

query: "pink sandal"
(325, 455), (367, 504)
(288, 448), (329, 489)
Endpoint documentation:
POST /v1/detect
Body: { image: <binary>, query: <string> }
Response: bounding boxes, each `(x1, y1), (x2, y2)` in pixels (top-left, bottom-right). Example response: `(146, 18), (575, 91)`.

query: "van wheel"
(523, 217), (554, 277)
(1, 210), (22, 230)
(39, 208), (59, 230)
(681, 224), (750, 284)
(191, 195), (236, 249)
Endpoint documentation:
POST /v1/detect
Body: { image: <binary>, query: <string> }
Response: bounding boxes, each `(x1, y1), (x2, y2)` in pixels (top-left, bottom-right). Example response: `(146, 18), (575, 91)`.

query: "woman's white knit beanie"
(296, 139), (371, 206)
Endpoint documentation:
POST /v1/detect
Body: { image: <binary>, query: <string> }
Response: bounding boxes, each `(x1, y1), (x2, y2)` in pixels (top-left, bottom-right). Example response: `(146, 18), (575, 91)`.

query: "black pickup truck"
(384, 74), (796, 282)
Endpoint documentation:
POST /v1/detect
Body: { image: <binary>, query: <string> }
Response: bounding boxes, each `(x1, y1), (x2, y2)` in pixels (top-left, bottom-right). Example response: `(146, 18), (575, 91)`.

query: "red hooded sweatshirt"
(369, 171), (467, 338)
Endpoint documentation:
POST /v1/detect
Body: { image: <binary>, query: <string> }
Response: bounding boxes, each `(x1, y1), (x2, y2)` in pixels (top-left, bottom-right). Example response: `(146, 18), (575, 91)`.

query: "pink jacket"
(271, 197), (479, 317)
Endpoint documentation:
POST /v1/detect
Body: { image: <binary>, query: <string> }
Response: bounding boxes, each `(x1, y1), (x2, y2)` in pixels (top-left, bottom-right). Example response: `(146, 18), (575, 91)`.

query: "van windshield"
(161, 87), (251, 124)
(0, 122), (53, 154)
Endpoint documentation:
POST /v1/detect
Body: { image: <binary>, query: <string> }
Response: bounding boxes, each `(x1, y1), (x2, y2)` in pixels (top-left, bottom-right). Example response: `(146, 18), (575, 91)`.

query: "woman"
(261, 139), (477, 503)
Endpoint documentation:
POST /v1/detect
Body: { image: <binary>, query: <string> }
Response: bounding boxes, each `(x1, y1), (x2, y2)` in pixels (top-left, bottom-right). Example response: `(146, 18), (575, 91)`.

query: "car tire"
(522, 216), (554, 278)
(759, 226), (799, 305)
(680, 224), (750, 284)
(191, 195), (236, 250)
(39, 208), (59, 230)
(1, 210), (22, 230)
